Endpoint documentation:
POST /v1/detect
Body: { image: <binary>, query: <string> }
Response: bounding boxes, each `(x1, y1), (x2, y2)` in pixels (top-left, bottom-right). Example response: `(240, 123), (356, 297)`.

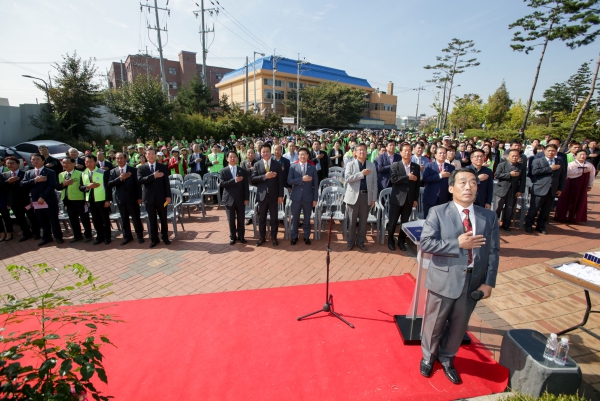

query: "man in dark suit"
(311, 140), (329, 182)
(419, 168), (499, 384)
(38, 144), (63, 176)
(251, 144), (284, 246)
(534, 137), (567, 165)
(454, 143), (471, 167)
(525, 144), (566, 234)
(57, 157), (93, 243)
(220, 151), (249, 245)
(2, 156), (40, 241)
(494, 149), (526, 231)
(388, 143), (420, 252)
(109, 152), (145, 245)
(468, 149), (494, 209)
(422, 147), (455, 219)
(273, 144), (291, 190)
(138, 148), (172, 248)
(189, 144), (207, 175)
(287, 147), (319, 245)
(96, 151), (113, 171)
(20, 153), (64, 246)
(376, 140), (402, 194)
(79, 154), (112, 245)
(68, 148), (86, 171)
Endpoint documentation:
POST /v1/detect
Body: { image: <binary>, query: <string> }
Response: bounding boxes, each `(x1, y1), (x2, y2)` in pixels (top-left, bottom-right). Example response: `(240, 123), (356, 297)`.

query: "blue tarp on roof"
(219, 56), (372, 88)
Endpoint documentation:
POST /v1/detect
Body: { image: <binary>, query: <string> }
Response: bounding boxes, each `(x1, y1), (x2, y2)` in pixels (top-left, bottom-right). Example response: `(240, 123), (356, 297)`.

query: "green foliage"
(500, 391), (590, 401)
(538, 82), (573, 114)
(173, 75), (217, 116)
(486, 81), (513, 127)
(283, 81), (365, 128)
(29, 108), (75, 138)
(104, 75), (173, 142)
(505, 99), (528, 130)
(448, 94), (485, 130)
(0, 263), (119, 401)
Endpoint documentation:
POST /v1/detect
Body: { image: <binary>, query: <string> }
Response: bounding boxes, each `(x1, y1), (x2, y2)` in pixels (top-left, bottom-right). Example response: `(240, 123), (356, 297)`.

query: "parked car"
(0, 145), (28, 170)
(14, 140), (72, 165)
(311, 128), (335, 136)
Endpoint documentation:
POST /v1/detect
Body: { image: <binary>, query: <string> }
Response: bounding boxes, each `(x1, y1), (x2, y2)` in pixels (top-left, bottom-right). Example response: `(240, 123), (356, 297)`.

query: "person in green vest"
(79, 154), (112, 245)
(566, 141), (581, 163)
(90, 141), (100, 156)
(57, 157), (93, 243)
(0, 157), (9, 173)
(181, 136), (189, 150)
(207, 143), (225, 173)
(127, 146), (138, 167)
(156, 136), (166, 149)
(230, 131), (236, 140)
(168, 148), (188, 175)
(195, 135), (203, 145)
(367, 142), (378, 163)
(104, 139), (114, 153)
(170, 136), (178, 148)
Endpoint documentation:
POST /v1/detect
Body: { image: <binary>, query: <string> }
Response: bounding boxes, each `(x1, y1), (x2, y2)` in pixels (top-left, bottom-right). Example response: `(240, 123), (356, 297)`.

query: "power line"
(217, 6), (271, 52)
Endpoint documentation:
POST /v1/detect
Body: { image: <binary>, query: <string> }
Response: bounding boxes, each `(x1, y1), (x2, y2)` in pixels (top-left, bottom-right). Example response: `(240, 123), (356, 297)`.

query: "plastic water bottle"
(543, 333), (558, 360)
(554, 337), (569, 366)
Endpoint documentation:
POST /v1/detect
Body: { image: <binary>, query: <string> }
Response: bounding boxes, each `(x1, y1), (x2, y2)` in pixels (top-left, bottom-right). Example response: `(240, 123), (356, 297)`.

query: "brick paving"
(0, 179), (599, 395)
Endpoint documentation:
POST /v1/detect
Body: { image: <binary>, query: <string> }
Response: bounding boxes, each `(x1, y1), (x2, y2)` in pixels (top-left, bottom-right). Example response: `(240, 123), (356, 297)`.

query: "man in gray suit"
(494, 149), (526, 231)
(287, 147), (319, 245)
(344, 143), (377, 251)
(419, 168), (500, 384)
(525, 144), (566, 234)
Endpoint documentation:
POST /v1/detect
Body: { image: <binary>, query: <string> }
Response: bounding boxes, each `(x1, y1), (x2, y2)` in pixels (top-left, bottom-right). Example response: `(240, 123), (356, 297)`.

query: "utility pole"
(193, 1), (217, 85)
(414, 84), (424, 129)
(253, 51), (265, 113)
(245, 56), (249, 112)
(272, 50), (280, 116)
(438, 79), (448, 130)
(140, 0), (169, 96)
(296, 54), (308, 130)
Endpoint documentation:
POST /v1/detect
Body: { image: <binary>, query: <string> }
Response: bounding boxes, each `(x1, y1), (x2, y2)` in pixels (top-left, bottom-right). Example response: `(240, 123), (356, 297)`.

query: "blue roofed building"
(215, 56), (397, 129)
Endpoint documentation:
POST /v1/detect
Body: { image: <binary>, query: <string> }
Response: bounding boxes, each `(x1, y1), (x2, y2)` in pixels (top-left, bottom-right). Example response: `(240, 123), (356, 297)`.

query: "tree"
(173, 75), (216, 116)
(424, 38), (481, 130)
(538, 82), (573, 115)
(505, 99), (528, 130)
(509, 0), (600, 132)
(30, 51), (103, 139)
(283, 82), (365, 127)
(566, 60), (594, 110)
(104, 75), (173, 142)
(448, 94), (485, 130)
(486, 81), (513, 127)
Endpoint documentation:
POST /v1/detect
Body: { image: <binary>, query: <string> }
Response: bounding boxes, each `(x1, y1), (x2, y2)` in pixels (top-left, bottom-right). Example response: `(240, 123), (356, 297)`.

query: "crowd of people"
(0, 130), (596, 250)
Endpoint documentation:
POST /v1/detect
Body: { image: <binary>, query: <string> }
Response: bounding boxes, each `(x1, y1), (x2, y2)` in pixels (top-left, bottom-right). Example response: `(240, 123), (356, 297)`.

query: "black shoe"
(104, 239), (111, 245)
(230, 239), (236, 245)
(121, 237), (132, 246)
(388, 241), (396, 251)
(525, 227), (533, 233)
(501, 225), (511, 232)
(256, 238), (265, 247)
(346, 244), (354, 251)
(33, 235), (41, 240)
(304, 238), (311, 245)
(246, 220), (252, 226)
(56, 238), (64, 244)
(358, 244), (367, 252)
(443, 364), (461, 384)
(420, 359), (434, 378)
(239, 238), (247, 244)
(291, 238), (297, 245)
(163, 239), (171, 245)
(149, 241), (158, 248)
(398, 242), (407, 252)
(84, 236), (93, 243)
(19, 236), (32, 242)
(70, 237), (84, 244)
(138, 238), (145, 244)
(93, 239), (103, 245)
(38, 239), (53, 247)
(272, 238), (278, 246)
(536, 227), (547, 235)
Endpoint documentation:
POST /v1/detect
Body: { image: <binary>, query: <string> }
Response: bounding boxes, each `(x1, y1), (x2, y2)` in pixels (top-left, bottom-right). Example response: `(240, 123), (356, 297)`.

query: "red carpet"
(39, 276), (509, 400)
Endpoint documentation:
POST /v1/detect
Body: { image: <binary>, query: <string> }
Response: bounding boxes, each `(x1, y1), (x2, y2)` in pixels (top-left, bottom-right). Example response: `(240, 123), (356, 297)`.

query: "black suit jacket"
(389, 161), (421, 206)
(138, 163), (172, 204)
(274, 156), (291, 189)
(108, 166), (142, 205)
(2, 170), (29, 207)
(530, 157), (566, 197)
(188, 153), (207, 175)
(494, 161), (526, 198)
(74, 157), (86, 171)
(250, 159), (285, 202)
(219, 166), (249, 207)
(97, 160), (114, 171)
(455, 151), (471, 167)
(471, 166), (494, 207)
(20, 167), (58, 205)
(311, 150), (329, 179)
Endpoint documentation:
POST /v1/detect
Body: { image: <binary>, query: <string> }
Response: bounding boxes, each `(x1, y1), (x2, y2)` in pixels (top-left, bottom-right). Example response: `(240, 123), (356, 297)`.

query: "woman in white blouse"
(555, 149), (596, 223)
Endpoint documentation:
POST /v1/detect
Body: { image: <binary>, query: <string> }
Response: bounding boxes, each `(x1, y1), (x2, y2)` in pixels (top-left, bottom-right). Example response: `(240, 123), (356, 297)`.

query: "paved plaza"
(0, 180), (599, 396)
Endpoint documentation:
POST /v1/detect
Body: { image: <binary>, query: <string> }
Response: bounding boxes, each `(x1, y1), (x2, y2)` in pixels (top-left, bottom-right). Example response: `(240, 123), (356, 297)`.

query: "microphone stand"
(297, 205), (354, 328)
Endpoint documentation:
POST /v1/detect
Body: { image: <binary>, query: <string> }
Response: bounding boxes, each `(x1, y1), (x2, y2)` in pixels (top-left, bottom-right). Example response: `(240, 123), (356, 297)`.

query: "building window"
(288, 82), (297, 89)
(215, 73), (223, 80)
(265, 90), (284, 100)
(364, 102), (370, 109)
(169, 82), (177, 89)
(383, 104), (394, 112)
(264, 78), (273, 86)
(374, 103), (379, 110)
(287, 92), (301, 100)
(299, 83), (306, 89)
(168, 67), (176, 75)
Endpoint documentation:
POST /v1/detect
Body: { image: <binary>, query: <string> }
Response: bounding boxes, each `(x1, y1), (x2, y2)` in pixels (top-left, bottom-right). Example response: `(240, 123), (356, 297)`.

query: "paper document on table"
(32, 202), (48, 210)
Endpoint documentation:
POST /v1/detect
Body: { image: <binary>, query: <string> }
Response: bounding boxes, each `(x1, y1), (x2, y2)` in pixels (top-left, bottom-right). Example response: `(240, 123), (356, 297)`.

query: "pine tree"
(486, 81), (513, 127)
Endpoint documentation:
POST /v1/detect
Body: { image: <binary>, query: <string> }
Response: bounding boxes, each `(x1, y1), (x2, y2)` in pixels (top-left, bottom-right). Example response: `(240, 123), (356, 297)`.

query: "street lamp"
(296, 54), (308, 130)
(253, 51), (265, 113)
(22, 75), (51, 113)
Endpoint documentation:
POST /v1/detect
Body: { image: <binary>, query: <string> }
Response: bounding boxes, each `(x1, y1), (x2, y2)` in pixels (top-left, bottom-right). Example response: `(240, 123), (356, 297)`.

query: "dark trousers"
(495, 190), (517, 228)
(146, 202), (169, 242)
(421, 273), (476, 366)
(0, 207), (13, 233)
(388, 201), (412, 243)
(225, 202), (245, 240)
(117, 201), (144, 239)
(423, 197), (443, 219)
(88, 201), (111, 241)
(257, 198), (278, 239)
(64, 199), (92, 239)
(35, 203), (62, 241)
(12, 205), (40, 238)
(525, 191), (554, 230)
(290, 199), (313, 240)
(347, 192), (369, 247)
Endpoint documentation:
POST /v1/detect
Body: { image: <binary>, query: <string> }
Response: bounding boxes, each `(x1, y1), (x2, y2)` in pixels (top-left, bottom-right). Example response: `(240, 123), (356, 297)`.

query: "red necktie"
(462, 209), (473, 265)
(439, 163), (443, 173)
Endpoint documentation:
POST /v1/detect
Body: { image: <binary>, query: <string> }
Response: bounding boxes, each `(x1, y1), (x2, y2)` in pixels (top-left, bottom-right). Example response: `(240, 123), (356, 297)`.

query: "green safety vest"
(208, 152), (224, 173)
(156, 141), (166, 148)
(368, 150), (378, 163)
(181, 140), (189, 149)
(128, 153), (140, 167)
(81, 169), (107, 202)
(170, 158), (186, 175)
(567, 153), (575, 163)
(195, 138), (203, 145)
(170, 140), (178, 147)
(58, 170), (85, 201)
(1, 166), (9, 173)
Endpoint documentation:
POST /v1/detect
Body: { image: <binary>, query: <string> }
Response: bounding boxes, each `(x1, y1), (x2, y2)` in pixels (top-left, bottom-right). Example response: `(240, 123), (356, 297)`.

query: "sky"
(1, 0), (598, 118)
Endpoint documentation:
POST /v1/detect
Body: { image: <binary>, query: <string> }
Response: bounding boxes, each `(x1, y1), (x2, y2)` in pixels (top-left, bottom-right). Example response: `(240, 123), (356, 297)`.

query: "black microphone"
(471, 290), (484, 301)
